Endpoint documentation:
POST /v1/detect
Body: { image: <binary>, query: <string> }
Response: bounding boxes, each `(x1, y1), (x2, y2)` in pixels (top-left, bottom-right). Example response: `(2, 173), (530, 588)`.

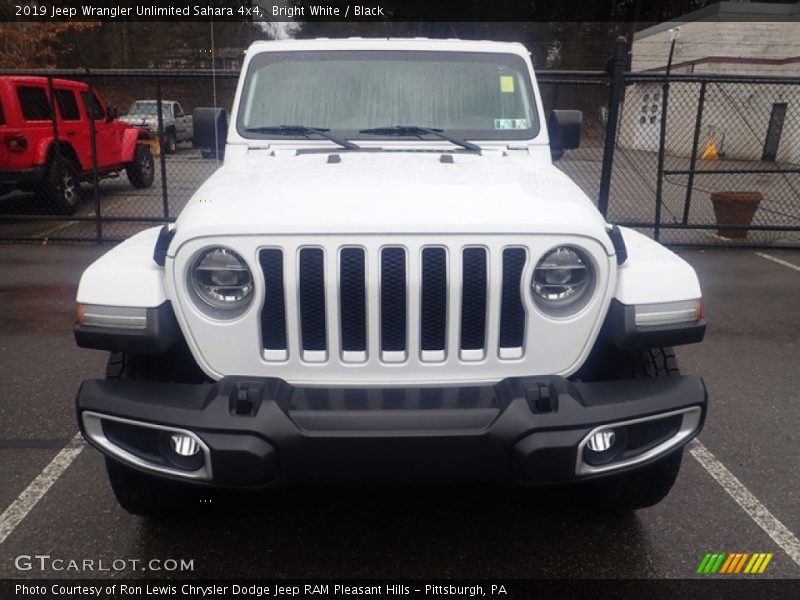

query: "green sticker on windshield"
(500, 75), (515, 93)
(494, 118), (529, 130)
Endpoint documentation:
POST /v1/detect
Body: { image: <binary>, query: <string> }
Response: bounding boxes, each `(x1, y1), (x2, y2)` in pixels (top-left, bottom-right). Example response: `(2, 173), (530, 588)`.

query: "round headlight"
(190, 247), (253, 316)
(532, 246), (594, 315)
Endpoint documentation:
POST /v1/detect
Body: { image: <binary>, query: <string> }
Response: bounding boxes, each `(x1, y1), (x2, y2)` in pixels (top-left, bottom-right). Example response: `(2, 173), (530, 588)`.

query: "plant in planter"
(710, 191), (762, 239)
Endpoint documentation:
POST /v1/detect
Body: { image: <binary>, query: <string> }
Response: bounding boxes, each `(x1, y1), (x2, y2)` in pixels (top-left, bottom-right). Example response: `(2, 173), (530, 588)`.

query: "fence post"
(597, 36), (628, 218)
(654, 34), (679, 242)
(45, 76), (61, 162)
(155, 75), (169, 219)
(86, 71), (102, 244)
(682, 80), (707, 224)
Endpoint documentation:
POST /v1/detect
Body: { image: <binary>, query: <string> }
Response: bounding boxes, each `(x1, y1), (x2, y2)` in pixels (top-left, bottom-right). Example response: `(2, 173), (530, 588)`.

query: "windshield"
(127, 101), (160, 115)
(237, 50), (539, 141)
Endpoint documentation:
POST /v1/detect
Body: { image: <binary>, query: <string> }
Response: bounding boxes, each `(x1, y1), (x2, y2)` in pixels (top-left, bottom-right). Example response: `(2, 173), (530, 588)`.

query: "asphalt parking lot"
(0, 244), (799, 582)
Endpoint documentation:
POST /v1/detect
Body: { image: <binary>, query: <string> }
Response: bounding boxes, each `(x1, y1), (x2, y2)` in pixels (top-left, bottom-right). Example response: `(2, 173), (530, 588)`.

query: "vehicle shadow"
(0, 190), (53, 215)
(0, 186), (96, 217)
(137, 484), (656, 578)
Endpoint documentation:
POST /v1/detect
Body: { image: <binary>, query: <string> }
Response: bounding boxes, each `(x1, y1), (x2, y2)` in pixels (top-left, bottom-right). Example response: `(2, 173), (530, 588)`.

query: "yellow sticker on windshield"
(500, 75), (515, 93)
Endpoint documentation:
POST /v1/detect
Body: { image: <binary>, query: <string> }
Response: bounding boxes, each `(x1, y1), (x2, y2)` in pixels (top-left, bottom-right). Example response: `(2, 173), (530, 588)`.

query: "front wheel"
(580, 448), (684, 512)
(164, 130), (177, 154)
(125, 144), (155, 188)
(578, 347), (685, 512)
(105, 457), (205, 518)
(103, 349), (210, 517)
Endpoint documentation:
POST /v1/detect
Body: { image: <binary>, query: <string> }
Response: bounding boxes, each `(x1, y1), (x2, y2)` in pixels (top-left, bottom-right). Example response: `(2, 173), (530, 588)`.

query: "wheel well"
(46, 142), (81, 171)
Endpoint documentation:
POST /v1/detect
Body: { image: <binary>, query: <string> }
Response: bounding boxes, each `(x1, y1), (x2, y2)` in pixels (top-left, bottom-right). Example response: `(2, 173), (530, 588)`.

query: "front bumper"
(76, 375), (706, 488)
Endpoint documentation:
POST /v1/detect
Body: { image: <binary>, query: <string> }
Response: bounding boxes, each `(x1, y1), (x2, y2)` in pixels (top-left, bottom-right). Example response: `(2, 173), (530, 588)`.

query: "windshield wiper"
(358, 125), (481, 153)
(244, 125), (361, 150)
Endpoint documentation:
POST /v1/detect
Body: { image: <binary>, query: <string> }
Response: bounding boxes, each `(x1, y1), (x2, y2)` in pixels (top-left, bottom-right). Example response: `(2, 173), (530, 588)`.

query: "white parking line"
(0, 433), (84, 545)
(690, 441), (800, 568)
(755, 252), (800, 273)
(38, 220), (77, 239)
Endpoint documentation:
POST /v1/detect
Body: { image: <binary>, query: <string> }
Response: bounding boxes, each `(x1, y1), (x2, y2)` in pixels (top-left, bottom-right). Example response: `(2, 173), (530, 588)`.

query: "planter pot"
(710, 191), (762, 239)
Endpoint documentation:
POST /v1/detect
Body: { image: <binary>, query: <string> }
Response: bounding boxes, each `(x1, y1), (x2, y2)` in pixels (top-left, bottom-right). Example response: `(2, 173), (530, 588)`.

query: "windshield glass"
(127, 101), (159, 115)
(238, 50), (539, 141)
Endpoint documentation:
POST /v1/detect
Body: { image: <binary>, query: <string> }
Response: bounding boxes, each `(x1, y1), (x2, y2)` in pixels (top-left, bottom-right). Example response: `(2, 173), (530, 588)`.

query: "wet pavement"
(0, 244), (798, 580)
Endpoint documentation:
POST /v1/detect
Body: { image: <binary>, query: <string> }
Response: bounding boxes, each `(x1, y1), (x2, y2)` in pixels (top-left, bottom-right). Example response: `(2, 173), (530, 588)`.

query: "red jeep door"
(54, 87), (90, 172)
(81, 90), (122, 169)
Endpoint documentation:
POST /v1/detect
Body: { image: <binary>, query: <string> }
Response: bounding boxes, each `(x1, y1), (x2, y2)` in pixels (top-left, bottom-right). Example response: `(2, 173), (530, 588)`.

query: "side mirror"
(548, 109), (582, 161)
(193, 107), (228, 159)
(106, 106), (119, 121)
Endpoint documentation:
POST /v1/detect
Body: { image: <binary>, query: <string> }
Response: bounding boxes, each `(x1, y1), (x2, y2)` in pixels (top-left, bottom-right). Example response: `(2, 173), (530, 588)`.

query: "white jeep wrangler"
(74, 39), (707, 517)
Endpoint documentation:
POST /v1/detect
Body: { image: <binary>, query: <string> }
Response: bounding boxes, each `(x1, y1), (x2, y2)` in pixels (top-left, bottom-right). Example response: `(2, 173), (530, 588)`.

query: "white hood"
(171, 150), (611, 251)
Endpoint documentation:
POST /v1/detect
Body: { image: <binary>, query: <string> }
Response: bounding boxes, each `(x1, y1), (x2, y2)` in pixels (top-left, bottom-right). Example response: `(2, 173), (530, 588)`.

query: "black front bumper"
(76, 374), (706, 488)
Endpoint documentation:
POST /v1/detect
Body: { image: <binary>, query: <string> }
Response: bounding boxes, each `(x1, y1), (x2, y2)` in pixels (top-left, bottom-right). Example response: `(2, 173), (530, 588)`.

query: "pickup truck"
(74, 39), (707, 517)
(0, 76), (154, 214)
(120, 100), (192, 154)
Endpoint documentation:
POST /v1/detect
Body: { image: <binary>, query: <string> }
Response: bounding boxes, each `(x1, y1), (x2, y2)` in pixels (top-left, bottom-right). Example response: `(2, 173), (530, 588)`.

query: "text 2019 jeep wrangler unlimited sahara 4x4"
(0, 76), (154, 214)
(74, 39), (707, 517)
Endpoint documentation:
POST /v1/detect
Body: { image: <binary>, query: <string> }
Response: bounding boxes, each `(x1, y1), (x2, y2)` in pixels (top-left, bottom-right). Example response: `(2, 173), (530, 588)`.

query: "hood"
(120, 115), (157, 127)
(171, 150), (611, 250)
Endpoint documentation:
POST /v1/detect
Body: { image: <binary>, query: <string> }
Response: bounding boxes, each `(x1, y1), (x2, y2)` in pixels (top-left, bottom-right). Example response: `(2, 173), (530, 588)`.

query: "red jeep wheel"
(42, 157), (82, 215)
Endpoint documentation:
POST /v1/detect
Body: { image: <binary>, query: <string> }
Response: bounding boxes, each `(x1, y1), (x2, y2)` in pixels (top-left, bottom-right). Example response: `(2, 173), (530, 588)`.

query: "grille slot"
(340, 247), (367, 353)
(259, 249), (287, 354)
(298, 248), (327, 355)
(499, 247), (527, 352)
(380, 247), (407, 355)
(420, 247), (447, 353)
(460, 247), (488, 354)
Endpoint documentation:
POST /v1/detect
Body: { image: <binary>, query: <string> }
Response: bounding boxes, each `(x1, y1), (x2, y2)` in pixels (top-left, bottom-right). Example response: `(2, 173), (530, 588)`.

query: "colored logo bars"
(697, 552), (773, 574)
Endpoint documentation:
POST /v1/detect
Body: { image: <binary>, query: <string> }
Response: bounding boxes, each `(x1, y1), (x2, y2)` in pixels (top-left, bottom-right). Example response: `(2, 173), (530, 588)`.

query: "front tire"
(164, 129), (177, 154)
(103, 349), (208, 517)
(125, 144), (155, 188)
(581, 447), (684, 513)
(580, 347), (685, 512)
(105, 458), (205, 518)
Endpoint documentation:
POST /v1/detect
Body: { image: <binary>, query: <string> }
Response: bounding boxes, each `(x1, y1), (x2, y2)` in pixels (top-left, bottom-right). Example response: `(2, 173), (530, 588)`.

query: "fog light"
(587, 430), (616, 452)
(583, 427), (627, 467)
(169, 433), (200, 457)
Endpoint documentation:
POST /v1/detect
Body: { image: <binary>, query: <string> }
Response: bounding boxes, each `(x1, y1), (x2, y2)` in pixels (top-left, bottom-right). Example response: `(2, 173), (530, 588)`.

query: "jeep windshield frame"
(236, 50), (541, 144)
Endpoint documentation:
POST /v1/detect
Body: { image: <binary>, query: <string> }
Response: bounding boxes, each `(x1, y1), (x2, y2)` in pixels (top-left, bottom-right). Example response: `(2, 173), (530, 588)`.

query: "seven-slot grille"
(259, 245), (529, 363)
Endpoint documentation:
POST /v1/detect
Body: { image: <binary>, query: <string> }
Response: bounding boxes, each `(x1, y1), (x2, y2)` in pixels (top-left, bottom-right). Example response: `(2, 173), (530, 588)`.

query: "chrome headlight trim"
(531, 245), (596, 317)
(187, 246), (254, 319)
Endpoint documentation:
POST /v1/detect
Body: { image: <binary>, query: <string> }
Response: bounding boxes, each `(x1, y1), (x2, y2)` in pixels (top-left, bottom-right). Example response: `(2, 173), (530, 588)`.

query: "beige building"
(620, 1), (800, 164)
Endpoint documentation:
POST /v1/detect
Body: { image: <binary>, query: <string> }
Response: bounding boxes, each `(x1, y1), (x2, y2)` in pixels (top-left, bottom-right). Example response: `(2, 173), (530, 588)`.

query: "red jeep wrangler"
(0, 76), (154, 214)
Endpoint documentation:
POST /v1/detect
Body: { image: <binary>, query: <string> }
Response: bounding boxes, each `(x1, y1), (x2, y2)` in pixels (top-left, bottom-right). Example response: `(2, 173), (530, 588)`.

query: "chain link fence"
(539, 71), (610, 205)
(0, 69), (237, 242)
(2, 65), (800, 247)
(611, 73), (800, 247)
